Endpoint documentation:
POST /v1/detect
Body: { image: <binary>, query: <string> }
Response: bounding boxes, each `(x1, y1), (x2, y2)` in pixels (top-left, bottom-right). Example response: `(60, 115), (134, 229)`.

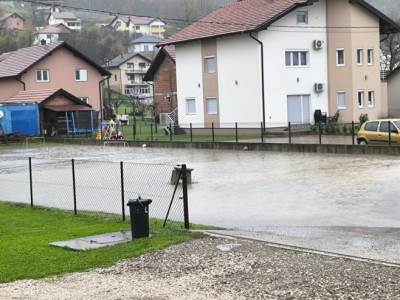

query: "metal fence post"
(133, 123), (136, 141)
(288, 122), (292, 144)
(150, 123), (154, 141)
(182, 164), (190, 229)
(260, 122), (264, 144)
(120, 161), (125, 221)
(29, 157), (33, 208)
(352, 121), (355, 145)
(72, 159), (77, 215)
(235, 122), (238, 144)
(318, 122), (322, 145)
(389, 120), (392, 146)
(212, 123), (215, 143)
(190, 123), (193, 143)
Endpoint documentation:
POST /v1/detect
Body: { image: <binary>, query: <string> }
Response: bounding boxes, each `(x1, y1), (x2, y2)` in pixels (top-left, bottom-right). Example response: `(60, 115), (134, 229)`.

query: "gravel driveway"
(1, 237), (400, 300)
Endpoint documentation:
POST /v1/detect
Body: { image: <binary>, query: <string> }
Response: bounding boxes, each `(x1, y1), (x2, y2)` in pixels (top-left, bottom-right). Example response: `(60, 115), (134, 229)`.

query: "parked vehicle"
(357, 119), (400, 145)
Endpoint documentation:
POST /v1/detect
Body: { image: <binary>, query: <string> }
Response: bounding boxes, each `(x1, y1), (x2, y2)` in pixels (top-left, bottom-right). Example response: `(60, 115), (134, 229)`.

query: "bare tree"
(381, 33), (400, 72)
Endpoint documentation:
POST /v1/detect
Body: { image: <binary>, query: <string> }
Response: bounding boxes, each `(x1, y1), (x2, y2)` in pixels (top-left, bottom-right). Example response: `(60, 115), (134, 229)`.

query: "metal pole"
(72, 159), (77, 215)
(288, 122), (292, 144)
(352, 121), (355, 145)
(190, 123), (193, 143)
(318, 122), (322, 145)
(120, 161), (125, 221)
(212, 123), (215, 143)
(388, 120), (392, 146)
(235, 122), (238, 144)
(182, 164), (190, 229)
(261, 122), (264, 144)
(29, 157), (33, 208)
(150, 123), (153, 141)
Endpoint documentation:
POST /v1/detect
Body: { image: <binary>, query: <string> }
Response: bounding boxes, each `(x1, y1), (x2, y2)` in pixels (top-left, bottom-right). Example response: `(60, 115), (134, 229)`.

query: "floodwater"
(1, 144), (400, 229)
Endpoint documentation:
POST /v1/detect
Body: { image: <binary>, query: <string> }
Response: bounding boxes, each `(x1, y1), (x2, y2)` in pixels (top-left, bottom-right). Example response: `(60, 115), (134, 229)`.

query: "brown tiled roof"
(0, 41), (110, 79)
(39, 24), (72, 34)
(1, 88), (92, 108)
(143, 45), (176, 81)
(161, 0), (308, 45)
(116, 15), (157, 25)
(2, 89), (59, 104)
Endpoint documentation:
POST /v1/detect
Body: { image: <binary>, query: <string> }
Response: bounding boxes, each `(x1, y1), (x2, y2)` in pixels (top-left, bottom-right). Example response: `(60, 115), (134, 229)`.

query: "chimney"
(40, 39), (47, 46)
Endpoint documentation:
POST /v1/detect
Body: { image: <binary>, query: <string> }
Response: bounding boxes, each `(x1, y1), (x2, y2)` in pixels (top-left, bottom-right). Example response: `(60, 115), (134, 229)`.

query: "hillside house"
(106, 52), (153, 104)
(109, 15), (166, 38)
(160, 0), (400, 128)
(34, 24), (72, 45)
(0, 12), (25, 30)
(129, 35), (162, 53)
(48, 8), (81, 31)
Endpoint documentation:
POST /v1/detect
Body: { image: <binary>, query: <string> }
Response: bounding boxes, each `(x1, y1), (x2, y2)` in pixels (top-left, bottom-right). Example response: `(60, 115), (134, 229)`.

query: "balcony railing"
(126, 68), (149, 74)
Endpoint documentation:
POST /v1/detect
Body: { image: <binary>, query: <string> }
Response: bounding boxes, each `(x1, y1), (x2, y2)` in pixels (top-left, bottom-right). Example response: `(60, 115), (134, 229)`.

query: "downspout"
(250, 32), (266, 132)
(99, 76), (110, 141)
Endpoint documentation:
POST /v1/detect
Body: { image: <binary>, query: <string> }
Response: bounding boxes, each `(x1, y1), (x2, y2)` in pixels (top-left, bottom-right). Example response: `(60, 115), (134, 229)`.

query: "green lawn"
(0, 202), (198, 283)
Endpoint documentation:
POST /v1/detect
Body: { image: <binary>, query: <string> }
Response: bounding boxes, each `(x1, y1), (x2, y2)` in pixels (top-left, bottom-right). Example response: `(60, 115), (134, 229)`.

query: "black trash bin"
(127, 197), (152, 239)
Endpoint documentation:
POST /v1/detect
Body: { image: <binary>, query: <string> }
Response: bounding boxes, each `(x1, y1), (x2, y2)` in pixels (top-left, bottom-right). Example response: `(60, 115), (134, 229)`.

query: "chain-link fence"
(0, 158), (189, 228)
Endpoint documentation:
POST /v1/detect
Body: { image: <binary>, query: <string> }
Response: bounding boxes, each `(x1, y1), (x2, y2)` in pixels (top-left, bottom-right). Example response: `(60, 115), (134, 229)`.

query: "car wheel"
(358, 139), (367, 145)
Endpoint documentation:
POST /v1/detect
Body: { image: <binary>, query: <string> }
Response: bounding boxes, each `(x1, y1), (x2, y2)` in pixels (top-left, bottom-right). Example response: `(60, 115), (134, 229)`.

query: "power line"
(13, 0), (393, 30)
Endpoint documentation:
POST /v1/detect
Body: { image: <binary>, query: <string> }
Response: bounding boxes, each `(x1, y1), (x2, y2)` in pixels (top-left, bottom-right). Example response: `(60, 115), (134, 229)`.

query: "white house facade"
(162, 0), (399, 127)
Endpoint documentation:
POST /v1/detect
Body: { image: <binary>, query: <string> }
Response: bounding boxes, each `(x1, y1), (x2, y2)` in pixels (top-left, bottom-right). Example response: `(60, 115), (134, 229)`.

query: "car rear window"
(364, 122), (379, 132)
(380, 122), (390, 133)
(394, 121), (400, 129)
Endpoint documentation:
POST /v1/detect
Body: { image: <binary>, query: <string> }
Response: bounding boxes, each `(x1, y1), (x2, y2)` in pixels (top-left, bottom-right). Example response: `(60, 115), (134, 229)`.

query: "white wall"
(176, 42), (205, 126)
(260, 0), (328, 125)
(217, 35), (262, 126)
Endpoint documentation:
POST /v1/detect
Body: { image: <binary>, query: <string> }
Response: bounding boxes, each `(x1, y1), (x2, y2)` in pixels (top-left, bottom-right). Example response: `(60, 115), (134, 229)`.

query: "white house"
(34, 24), (72, 45)
(129, 35), (162, 53)
(160, 0), (400, 127)
(48, 8), (81, 31)
(109, 15), (166, 38)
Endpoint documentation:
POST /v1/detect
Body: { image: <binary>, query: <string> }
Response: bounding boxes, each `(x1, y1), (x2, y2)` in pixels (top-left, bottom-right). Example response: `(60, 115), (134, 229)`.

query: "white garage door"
(287, 95), (311, 124)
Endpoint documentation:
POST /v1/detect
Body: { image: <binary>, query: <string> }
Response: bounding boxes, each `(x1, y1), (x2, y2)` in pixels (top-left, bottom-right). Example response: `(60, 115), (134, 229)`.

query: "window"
(144, 45), (149, 51)
(337, 91), (346, 109)
(80, 97), (89, 104)
(186, 98), (196, 114)
(367, 49), (374, 65)
(357, 91), (364, 108)
(135, 25), (140, 30)
(368, 91), (375, 107)
(356, 49), (363, 65)
(296, 11), (308, 24)
(36, 70), (49, 82)
(336, 49), (345, 66)
(139, 87), (150, 94)
(285, 51), (309, 66)
(125, 88), (134, 95)
(139, 62), (146, 70)
(365, 121), (379, 132)
(207, 97), (218, 115)
(204, 56), (216, 74)
(75, 69), (87, 81)
(114, 74), (118, 81)
(127, 63), (134, 70)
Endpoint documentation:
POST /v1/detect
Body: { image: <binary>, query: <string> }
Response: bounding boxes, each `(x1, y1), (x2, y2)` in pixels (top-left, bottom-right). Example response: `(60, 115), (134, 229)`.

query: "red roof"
(39, 24), (72, 34)
(164, 45), (176, 61)
(116, 15), (157, 25)
(2, 89), (59, 104)
(160, 0), (309, 45)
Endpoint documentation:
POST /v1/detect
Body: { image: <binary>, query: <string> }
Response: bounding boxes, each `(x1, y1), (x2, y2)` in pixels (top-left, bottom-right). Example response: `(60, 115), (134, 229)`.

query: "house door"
(287, 95), (310, 124)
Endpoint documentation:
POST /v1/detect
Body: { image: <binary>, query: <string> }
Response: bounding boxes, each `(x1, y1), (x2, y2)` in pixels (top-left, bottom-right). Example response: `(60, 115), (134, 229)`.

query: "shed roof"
(144, 46), (175, 81)
(130, 35), (162, 45)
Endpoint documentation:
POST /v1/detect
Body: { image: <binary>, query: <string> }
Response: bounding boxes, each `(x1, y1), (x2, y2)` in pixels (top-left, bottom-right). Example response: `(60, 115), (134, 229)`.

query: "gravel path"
(1, 237), (400, 299)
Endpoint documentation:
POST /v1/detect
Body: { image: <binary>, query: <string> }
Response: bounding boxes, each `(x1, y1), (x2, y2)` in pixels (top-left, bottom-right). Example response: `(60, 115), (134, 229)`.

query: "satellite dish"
(0, 111), (3, 119)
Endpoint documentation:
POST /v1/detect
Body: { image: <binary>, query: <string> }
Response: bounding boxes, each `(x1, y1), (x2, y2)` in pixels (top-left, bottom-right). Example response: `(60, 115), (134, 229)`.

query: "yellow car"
(357, 119), (400, 145)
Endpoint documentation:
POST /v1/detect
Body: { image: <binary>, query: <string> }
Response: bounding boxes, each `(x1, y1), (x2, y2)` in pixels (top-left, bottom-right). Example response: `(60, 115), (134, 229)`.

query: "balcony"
(126, 80), (146, 86)
(126, 68), (149, 74)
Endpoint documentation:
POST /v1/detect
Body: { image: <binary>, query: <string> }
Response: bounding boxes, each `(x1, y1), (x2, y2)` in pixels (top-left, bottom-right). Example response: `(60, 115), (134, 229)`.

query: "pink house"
(0, 41), (110, 112)
(0, 13), (25, 31)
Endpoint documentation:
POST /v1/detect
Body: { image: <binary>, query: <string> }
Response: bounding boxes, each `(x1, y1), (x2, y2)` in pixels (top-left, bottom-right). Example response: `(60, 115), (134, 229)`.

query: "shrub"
(359, 114), (369, 125)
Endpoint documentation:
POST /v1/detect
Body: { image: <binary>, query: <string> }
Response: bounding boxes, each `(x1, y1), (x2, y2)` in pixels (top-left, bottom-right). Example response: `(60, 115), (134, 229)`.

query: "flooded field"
(1, 144), (400, 229)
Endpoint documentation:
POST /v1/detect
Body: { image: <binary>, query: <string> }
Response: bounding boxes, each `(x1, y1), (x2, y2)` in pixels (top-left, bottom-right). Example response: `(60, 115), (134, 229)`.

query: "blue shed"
(0, 104), (40, 136)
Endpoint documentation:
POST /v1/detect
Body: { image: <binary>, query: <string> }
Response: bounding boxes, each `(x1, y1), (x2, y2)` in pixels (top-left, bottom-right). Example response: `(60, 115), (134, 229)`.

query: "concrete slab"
(50, 231), (132, 251)
(204, 227), (400, 266)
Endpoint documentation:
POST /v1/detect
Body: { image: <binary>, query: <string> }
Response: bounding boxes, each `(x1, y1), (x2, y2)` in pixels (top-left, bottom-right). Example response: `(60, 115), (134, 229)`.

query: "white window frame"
(356, 48), (363, 65)
(337, 91), (347, 109)
(206, 97), (218, 115)
(296, 11), (308, 24)
(357, 90), (365, 108)
(367, 48), (374, 65)
(36, 69), (49, 82)
(185, 98), (196, 115)
(75, 69), (88, 82)
(204, 56), (217, 74)
(368, 90), (375, 108)
(285, 50), (309, 67)
(336, 48), (345, 67)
